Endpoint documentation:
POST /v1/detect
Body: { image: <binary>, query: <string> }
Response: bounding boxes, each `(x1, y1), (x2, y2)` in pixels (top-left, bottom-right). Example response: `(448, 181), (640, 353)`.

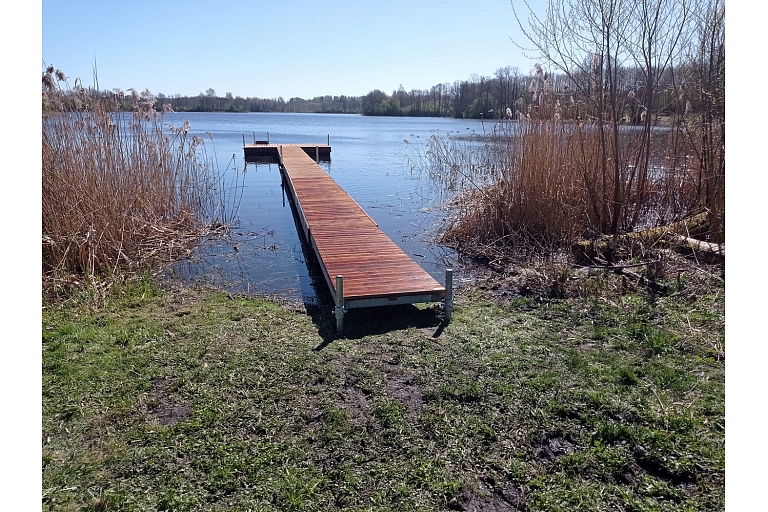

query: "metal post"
(253, 131), (256, 144)
(335, 275), (345, 333)
(444, 268), (453, 323)
(315, 146), (319, 163)
(327, 134), (330, 146)
(242, 134), (245, 146)
(267, 131), (270, 144)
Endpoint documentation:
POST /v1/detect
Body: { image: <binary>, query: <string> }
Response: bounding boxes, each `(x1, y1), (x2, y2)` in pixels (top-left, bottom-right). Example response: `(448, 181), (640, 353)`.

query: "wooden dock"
(249, 143), (452, 332)
(244, 142), (331, 163)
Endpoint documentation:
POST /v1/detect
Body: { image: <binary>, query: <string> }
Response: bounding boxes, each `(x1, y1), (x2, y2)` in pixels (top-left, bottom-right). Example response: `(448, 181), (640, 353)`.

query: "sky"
(41, 0), (544, 99)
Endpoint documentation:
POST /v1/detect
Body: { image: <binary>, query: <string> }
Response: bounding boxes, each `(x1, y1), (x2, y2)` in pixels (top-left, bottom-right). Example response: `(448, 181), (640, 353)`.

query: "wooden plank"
(278, 145), (445, 303)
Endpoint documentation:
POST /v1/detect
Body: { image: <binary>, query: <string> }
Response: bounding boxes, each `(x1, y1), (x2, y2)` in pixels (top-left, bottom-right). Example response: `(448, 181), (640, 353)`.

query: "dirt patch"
(155, 404), (193, 426)
(531, 432), (575, 461)
(454, 478), (525, 511)
(149, 378), (192, 426)
(338, 371), (371, 425)
(332, 353), (423, 424)
(382, 365), (423, 420)
(341, 386), (370, 424)
(633, 445), (697, 485)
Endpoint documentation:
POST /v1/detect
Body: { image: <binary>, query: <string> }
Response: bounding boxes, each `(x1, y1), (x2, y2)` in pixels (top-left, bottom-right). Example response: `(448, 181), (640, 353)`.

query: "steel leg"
(444, 268), (453, 322)
(335, 275), (345, 333)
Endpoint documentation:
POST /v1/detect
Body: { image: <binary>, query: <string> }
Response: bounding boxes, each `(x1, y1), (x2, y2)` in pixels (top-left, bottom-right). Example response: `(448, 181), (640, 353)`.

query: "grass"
(42, 264), (724, 511)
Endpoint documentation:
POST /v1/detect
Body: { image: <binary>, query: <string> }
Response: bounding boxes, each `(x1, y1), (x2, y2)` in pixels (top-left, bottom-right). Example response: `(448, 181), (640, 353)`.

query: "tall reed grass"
(411, 115), (723, 264)
(42, 67), (241, 296)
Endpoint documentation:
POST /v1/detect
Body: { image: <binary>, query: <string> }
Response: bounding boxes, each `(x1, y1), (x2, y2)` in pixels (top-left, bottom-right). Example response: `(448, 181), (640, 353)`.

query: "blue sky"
(42, 0), (543, 99)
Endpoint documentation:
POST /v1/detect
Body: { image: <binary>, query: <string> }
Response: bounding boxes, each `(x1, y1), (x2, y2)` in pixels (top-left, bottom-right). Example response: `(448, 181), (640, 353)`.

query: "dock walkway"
(269, 144), (452, 332)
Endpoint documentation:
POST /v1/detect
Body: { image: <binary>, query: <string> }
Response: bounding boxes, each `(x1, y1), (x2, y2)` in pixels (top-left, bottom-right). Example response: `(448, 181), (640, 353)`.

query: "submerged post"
(444, 268), (454, 323)
(335, 275), (345, 333)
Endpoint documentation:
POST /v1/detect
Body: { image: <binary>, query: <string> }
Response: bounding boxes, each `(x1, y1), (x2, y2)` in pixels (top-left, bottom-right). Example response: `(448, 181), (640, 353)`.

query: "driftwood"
(671, 235), (724, 263)
(572, 213), (724, 264)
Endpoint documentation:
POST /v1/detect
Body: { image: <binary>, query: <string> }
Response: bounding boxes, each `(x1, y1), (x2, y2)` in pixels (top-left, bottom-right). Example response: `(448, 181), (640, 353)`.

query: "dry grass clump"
(422, 113), (722, 267)
(42, 66), (238, 298)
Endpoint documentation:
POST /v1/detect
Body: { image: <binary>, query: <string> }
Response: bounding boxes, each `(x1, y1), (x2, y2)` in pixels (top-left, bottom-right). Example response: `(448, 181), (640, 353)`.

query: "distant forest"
(151, 66), (533, 119)
(153, 61), (691, 121)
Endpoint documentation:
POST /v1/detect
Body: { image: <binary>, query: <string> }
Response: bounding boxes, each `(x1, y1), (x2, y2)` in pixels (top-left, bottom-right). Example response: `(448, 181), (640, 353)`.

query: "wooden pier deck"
(243, 142), (331, 162)
(268, 144), (452, 332)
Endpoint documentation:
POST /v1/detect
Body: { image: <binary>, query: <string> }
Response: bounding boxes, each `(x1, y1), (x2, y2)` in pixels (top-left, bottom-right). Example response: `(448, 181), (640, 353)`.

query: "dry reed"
(42, 67), (240, 296)
(415, 114), (721, 265)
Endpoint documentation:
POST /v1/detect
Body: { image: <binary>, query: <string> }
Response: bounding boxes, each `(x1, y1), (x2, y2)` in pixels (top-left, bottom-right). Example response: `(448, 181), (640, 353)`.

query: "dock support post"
(444, 268), (453, 323)
(335, 275), (345, 333)
(242, 134), (245, 146)
(253, 131), (256, 144)
(327, 134), (330, 146)
(267, 131), (270, 144)
(315, 146), (319, 163)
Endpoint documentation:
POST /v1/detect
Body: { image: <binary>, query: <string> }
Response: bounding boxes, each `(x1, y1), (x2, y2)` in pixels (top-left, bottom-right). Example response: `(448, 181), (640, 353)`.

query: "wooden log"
(671, 235), (724, 263)
(673, 235), (724, 255)
(571, 213), (712, 264)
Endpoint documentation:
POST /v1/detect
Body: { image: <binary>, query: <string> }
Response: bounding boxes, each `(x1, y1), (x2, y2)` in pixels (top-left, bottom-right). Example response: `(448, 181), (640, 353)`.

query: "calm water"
(161, 112), (485, 305)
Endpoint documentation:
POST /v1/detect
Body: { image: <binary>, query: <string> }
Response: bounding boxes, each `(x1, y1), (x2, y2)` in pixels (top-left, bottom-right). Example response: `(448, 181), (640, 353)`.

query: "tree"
(512, 0), (694, 236)
(673, 0), (725, 241)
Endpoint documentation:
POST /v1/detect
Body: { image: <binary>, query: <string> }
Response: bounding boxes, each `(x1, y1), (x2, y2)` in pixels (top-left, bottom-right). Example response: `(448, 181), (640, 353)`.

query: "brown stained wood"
(279, 146), (445, 301)
(243, 143), (331, 161)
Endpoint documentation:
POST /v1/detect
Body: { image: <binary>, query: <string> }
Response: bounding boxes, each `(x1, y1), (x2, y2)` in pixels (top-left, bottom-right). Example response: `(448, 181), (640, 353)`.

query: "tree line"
(146, 68), (530, 119)
(154, 89), (362, 114)
(148, 55), (717, 125)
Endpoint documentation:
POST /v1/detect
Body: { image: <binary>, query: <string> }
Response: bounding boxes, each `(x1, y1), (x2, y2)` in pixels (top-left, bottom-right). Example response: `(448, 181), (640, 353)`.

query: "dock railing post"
(335, 275), (345, 333)
(444, 268), (453, 323)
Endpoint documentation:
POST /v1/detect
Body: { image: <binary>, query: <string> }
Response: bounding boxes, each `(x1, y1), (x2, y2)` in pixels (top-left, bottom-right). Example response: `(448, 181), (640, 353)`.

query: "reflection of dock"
(246, 143), (452, 332)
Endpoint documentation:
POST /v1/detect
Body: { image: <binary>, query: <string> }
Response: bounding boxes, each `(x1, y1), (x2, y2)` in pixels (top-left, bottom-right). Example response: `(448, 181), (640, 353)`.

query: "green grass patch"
(42, 275), (724, 510)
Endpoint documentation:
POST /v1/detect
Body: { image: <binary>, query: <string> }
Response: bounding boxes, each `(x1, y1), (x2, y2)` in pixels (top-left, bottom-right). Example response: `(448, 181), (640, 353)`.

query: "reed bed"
(412, 116), (723, 265)
(42, 67), (241, 297)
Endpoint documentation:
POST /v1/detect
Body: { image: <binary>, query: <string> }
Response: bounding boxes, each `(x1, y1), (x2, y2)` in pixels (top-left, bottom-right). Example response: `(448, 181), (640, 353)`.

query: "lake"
(159, 112), (486, 306)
